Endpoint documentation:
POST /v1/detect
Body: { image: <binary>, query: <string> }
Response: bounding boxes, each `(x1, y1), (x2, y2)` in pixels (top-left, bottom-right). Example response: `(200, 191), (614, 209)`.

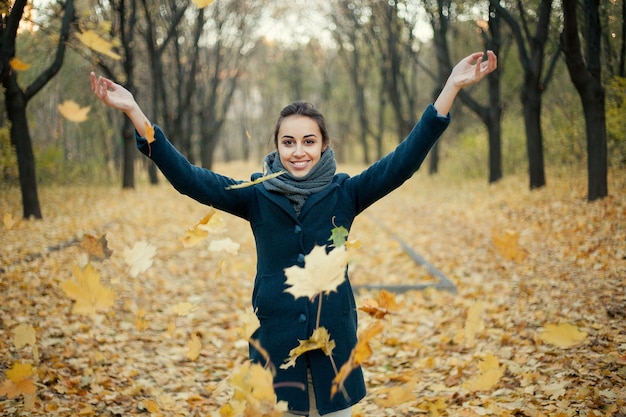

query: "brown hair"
(273, 101), (329, 147)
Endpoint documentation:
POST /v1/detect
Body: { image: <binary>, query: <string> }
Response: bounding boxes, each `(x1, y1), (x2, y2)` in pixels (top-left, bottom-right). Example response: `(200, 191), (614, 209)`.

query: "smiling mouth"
(290, 161), (310, 169)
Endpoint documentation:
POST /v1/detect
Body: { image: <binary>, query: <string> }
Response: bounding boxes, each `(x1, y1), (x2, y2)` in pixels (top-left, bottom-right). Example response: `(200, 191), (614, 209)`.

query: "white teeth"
(292, 162), (308, 167)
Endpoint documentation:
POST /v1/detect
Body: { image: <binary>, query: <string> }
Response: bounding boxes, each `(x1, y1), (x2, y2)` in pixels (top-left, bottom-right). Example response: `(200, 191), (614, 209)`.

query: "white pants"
(283, 369), (352, 417)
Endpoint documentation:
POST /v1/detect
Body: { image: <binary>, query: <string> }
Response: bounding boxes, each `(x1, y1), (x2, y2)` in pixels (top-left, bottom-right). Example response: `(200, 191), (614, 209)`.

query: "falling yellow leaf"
(331, 321), (384, 398)
(12, 323), (36, 349)
(76, 30), (121, 60)
(145, 122), (155, 144)
(238, 308), (260, 340)
(0, 362), (37, 399)
(464, 301), (484, 348)
(540, 323), (587, 348)
(123, 240), (157, 277)
(3, 212), (16, 230)
(225, 170), (286, 190)
(58, 100), (91, 123)
(227, 361), (287, 414)
(284, 245), (348, 300)
(463, 353), (505, 392)
(171, 302), (197, 316)
(180, 209), (225, 247)
(492, 228), (528, 262)
(208, 237), (240, 255)
(281, 327), (335, 369)
(359, 289), (400, 319)
(192, 0), (215, 8)
(9, 57), (30, 71)
(186, 333), (202, 360)
(60, 263), (115, 317)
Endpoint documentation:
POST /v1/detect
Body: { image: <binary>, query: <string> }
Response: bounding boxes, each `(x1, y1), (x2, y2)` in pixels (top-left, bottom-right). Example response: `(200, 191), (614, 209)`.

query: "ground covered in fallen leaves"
(1, 163), (625, 417)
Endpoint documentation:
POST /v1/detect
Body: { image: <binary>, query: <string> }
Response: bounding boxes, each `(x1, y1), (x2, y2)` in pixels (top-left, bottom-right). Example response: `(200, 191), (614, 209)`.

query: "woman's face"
(276, 115), (326, 177)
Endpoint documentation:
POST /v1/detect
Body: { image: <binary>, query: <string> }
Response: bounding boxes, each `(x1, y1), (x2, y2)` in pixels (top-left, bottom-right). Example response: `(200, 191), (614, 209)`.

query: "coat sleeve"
(136, 125), (253, 219)
(346, 104), (450, 213)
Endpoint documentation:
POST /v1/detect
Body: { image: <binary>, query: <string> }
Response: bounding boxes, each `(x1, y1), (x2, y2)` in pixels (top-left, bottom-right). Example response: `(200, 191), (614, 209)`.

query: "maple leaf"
(12, 323), (36, 349)
(0, 362), (37, 399)
(80, 233), (113, 261)
(539, 323), (588, 348)
(359, 289), (400, 319)
(331, 321), (384, 398)
(76, 30), (121, 60)
(492, 228), (528, 262)
(186, 332), (202, 360)
(226, 362), (287, 415)
(284, 245), (348, 301)
(238, 308), (260, 340)
(281, 327), (336, 369)
(180, 209), (225, 248)
(60, 263), (115, 316)
(208, 237), (240, 255)
(58, 100), (91, 123)
(329, 224), (349, 248)
(123, 240), (157, 277)
(463, 353), (506, 392)
(171, 302), (197, 316)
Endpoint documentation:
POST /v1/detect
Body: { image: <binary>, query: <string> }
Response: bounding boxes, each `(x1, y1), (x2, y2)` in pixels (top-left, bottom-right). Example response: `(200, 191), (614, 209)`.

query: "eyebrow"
(280, 133), (318, 139)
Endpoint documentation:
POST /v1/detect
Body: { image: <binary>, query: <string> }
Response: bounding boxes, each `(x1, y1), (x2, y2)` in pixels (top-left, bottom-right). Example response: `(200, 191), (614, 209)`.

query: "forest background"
(1, 0), (626, 416)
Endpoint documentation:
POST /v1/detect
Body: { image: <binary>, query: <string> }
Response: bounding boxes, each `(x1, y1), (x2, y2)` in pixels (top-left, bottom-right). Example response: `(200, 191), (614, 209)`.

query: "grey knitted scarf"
(262, 148), (336, 216)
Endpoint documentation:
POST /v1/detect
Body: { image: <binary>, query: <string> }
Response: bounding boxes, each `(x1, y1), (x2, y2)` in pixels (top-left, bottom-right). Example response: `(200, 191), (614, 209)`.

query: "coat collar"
(255, 180), (340, 222)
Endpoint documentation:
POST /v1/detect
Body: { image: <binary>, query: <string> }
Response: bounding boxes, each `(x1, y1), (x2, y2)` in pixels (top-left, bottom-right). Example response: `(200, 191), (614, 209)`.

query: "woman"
(91, 50), (496, 416)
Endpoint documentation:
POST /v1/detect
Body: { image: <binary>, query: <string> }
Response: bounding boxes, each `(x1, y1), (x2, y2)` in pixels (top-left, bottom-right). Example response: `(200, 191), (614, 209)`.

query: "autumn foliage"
(1, 166), (625, 416)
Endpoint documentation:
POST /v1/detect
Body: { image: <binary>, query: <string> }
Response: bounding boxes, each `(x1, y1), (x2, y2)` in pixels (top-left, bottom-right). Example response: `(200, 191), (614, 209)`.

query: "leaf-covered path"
(1, 164), (625, 416)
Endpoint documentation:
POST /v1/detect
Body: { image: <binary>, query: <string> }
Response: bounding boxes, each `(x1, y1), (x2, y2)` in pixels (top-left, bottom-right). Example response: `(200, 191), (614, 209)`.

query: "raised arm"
(433, 50), (497, 116)
(90, 72), (151, 137)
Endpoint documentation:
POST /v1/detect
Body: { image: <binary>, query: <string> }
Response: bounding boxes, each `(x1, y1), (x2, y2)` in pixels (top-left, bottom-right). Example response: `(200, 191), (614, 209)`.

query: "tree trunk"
(561, 0), (608, 200)
(521, 82), (546, 189)
(122, 117), (135, 188)
(6, 76), (41, 218)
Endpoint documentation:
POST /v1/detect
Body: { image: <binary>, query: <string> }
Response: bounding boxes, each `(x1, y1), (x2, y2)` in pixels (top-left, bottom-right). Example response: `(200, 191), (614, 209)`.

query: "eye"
(281, 139), (294, 146)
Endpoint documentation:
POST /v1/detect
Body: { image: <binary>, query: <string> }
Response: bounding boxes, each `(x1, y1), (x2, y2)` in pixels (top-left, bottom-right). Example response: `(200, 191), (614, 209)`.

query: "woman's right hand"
(90, 72), (136, 113)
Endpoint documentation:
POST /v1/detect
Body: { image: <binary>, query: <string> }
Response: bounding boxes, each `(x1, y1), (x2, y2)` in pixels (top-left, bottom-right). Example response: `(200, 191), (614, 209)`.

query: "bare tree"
(561, 0), (608, 200)
(1, 0), (76, 218)
(491, 0), (556, 189)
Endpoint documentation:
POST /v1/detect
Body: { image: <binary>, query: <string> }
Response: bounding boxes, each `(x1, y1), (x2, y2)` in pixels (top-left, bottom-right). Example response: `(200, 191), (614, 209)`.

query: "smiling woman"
(90, 49), (496, 416)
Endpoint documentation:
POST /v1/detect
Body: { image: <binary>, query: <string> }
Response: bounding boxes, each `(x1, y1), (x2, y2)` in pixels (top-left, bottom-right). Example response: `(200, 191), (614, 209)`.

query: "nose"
(293, 142), (305, 156)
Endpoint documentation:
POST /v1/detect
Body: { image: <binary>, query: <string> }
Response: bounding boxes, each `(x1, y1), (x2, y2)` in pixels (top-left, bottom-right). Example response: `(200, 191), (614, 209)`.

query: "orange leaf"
(81, 233), (113, 261)
(9, 57), (30, 71)
(359, 289), (400, 319)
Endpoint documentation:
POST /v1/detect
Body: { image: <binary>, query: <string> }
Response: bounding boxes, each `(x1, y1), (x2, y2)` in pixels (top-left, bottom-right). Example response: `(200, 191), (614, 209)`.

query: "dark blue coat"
(136, 104), (450, 415)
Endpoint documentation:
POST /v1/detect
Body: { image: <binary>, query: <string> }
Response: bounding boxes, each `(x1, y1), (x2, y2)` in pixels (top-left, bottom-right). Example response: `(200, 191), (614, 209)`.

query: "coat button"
(298, 313), (307, 323)
(294, 225), (302, 234)
(297, 253), (305, 263)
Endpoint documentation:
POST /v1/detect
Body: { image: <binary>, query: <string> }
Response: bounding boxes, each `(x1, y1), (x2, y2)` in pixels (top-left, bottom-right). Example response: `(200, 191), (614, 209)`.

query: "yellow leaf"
(463, 353), (505, 392)
(186, 332), (202, 360)
(492, 228), (528, 262)
(123, 240), (157, 277)
(208, 237), (240, 255)
(464, 301), (484, 348)
(192, 0), (215, 8)
(3, 212), (17, 230)
(60, 263), (115, 317)
(359, 289), (400, 319)
(225, 170), (286, 190)
(375, 382), (416, 407)
(58, 100), (91, 123)
(12, 323), (36, 349)
(76, 30), (121, 60)
(540, 323), (587, 348)
(331, 321), (383, 398)
(180, 209), (225, 247)
(228, 362), (277, 407)
(284, 245), (348, 300)
(0, 362), (37, 399)
(281, 327), (335, 369)
(9, 57), (30, 71)
(238, 308), (260, 340)
(171, 302), (197, 316)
